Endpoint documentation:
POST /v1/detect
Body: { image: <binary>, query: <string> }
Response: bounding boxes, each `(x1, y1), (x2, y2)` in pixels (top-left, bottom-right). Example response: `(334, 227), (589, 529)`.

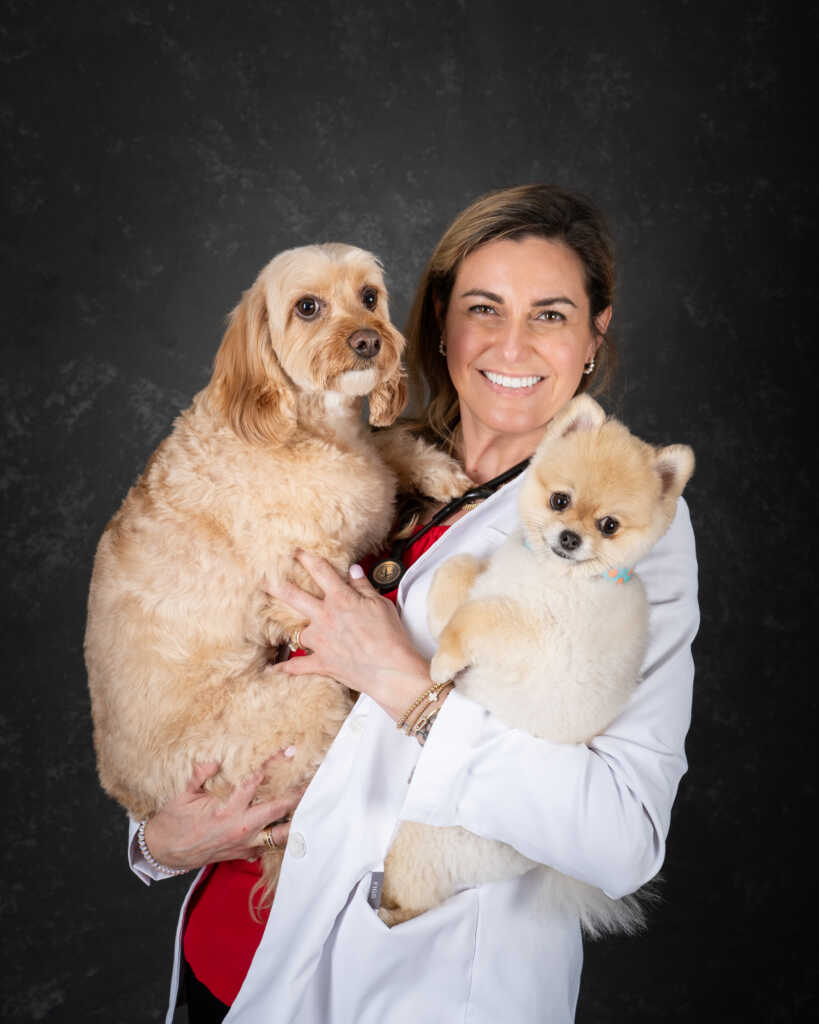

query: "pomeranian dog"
(84, 243), (467, 906)
(379, 394), (695, 931)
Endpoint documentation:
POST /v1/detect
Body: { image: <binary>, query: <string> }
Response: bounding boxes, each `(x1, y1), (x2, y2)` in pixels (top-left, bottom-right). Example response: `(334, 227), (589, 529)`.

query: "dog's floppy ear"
(654, 444), (695, 501)
(211, 280), (297, 445)
(368, 366), (408, 427)
(546, 393), (607, 441)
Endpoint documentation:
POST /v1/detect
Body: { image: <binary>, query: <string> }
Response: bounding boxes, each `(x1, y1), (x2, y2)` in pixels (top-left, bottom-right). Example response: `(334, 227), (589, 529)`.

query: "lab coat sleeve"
(400, 498), (698, 899)
(127, 815), (176, 885)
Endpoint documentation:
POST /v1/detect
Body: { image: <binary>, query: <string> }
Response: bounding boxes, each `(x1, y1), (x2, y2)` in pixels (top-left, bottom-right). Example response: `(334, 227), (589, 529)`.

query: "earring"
(438, 335), (447, 356)
(583, 357), (595, 375)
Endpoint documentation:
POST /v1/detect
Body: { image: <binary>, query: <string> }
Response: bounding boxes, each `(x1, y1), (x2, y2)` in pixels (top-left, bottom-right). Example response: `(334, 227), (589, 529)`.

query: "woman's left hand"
(268, 550), (432, 722)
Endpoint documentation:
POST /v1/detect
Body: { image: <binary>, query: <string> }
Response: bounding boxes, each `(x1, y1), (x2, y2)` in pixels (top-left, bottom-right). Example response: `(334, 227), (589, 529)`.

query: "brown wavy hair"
(404, 184), (617, 450)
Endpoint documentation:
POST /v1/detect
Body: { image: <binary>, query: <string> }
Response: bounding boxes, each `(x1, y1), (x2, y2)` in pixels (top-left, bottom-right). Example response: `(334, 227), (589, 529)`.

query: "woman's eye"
(469, 304), (497, 315)
(537, 309), (565, 322)
(550, 492), (571, 511)
(295, 296), (319, 319)
(597, 516), (619, 536)
(362, 288), (378, 310)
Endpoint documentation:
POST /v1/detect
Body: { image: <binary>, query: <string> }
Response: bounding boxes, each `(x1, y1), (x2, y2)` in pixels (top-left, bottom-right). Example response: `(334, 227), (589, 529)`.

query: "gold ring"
(262, 826), (281, 850)
(288, 628), (303, 652)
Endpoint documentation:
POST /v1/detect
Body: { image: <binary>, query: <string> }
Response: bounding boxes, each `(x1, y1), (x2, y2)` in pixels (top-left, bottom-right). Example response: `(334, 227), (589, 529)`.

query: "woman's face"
(443, 235), (610, 452)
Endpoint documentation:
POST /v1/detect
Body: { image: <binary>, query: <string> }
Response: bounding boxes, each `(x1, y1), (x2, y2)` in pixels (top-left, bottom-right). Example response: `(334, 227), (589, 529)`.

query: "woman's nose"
(497, 318), (529, 361)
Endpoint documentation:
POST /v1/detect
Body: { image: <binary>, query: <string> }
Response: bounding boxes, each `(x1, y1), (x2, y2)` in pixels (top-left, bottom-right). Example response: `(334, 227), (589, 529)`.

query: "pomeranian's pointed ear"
(548, 393), (607, 440)
(654, 444), (695, 501)
(211, 280), (296, 445)
(368, 366), (408, 427)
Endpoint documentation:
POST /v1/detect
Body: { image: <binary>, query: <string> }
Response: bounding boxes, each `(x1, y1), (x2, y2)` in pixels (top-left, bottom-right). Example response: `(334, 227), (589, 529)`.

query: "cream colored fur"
(380, 395), (695, 933)
(85, 243), (468, 907)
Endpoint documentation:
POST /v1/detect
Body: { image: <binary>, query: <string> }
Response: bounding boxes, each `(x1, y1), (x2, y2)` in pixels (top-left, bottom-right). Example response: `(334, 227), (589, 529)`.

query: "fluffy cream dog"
(85, 243), (466, 905)
(379, 394), (695, 932)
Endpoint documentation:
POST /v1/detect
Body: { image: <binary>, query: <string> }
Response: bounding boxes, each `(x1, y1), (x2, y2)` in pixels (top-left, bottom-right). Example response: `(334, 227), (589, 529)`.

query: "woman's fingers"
(228, 769), (266, 811)
(254, 819), (291, 851)
(186, 760), (221, 794)
(268, 576), (322, 618)
(294, 549), (354, 602)
(347, 563), (380, 597)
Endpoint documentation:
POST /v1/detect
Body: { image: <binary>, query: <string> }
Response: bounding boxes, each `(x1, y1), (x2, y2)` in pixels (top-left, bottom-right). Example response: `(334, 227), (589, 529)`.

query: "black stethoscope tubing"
(368, 456), (531, 594)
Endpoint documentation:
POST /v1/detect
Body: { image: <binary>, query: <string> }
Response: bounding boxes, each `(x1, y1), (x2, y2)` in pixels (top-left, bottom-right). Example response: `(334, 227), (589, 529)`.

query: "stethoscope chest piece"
(370, 558), (404, 591)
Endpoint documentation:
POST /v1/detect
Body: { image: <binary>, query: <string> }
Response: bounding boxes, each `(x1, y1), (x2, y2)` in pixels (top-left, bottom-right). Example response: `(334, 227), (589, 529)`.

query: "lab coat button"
(289, 832), (306, 858)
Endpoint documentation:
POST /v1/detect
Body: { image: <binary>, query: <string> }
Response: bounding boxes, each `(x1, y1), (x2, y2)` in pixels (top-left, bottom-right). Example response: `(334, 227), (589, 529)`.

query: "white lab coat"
(129, 473), (698, 1024)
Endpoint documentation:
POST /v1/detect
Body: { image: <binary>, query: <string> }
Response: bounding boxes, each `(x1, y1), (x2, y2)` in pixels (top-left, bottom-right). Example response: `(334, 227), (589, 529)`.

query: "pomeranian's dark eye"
(550, 492), (571, 511)
(598, 516), (619, 536)
(295, 296), (319, 319)
(362, 287), (378, 311)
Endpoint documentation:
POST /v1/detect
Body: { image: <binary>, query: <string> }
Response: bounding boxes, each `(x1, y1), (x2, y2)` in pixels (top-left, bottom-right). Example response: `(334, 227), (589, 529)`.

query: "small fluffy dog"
(85, 243), (466, 905)
(379, 394), (695, 931)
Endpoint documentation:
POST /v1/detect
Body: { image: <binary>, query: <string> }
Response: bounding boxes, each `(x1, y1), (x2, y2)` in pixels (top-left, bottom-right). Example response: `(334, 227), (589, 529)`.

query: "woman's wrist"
(138, 818), (191, 876)
(374, 653), (436, 723)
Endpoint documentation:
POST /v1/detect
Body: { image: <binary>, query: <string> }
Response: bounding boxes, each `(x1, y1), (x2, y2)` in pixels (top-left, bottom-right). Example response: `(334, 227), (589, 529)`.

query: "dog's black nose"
(559, 530), (581, 552)
(347, 329), (381, 359)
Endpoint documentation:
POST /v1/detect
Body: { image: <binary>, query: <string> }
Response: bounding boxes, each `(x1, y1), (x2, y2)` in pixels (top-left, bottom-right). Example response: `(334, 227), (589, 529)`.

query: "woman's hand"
(142, 754), (304, 871)
(269, 550), (433, 722)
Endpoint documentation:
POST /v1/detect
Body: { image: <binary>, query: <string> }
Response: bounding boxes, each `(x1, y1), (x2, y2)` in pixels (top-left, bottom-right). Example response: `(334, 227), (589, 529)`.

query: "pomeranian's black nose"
(347, 329), (381, 359)
(559, 529), (581, 552)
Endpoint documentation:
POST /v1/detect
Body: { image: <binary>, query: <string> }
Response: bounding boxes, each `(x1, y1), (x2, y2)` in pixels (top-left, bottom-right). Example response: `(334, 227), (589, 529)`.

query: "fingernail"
(283, 746), (296, 758)
(349, 564), (364, 579)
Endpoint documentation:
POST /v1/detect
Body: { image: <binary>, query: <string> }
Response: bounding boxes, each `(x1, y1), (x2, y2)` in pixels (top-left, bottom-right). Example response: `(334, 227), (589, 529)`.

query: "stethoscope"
(368, 456), (532, 594)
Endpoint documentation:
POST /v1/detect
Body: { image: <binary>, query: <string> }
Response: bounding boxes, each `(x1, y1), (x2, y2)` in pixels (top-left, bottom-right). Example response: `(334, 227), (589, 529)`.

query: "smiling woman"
(404, 185), (617, 487)
(129, 186), (697, 1024)
(442, 236), (611, 479)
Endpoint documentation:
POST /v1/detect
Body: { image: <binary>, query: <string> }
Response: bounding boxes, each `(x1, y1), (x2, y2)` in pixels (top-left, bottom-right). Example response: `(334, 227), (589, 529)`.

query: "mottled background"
(1, 0), (814, 1020)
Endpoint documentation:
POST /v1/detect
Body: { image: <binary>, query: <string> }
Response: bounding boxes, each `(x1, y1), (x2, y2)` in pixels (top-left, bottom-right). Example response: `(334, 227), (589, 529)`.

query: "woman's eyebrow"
(532, 296), (577, 308)
(460, 288), (505, 303)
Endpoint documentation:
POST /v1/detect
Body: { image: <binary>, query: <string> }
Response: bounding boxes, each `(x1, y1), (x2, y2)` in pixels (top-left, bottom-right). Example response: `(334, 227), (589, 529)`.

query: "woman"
(131, 185), (698, 1023)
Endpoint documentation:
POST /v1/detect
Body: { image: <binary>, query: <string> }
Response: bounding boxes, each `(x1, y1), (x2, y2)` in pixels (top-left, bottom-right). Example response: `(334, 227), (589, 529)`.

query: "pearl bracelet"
(136, 820), (189, 877)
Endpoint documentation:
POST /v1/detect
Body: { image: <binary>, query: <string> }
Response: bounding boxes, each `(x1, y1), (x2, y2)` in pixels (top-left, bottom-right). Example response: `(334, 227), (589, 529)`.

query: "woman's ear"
(211, 280), (297, 445)
(368, 366), (408, 427)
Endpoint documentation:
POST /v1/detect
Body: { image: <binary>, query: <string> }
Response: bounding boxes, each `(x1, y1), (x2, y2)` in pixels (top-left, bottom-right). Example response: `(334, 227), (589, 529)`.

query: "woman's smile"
(479, 369), (546, 392)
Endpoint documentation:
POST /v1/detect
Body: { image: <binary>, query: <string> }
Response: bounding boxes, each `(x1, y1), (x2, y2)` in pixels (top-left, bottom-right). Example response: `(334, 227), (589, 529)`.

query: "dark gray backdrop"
(1, 1), (814, 1021)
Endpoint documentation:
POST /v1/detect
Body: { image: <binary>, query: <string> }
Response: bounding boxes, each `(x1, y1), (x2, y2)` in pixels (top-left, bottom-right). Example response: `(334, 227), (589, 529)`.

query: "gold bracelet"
(396, 680), (452, 732)
(409, 682), (454, 736)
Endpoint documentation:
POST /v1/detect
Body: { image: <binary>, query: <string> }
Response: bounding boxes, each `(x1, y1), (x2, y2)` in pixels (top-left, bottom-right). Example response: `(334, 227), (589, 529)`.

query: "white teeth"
(482, 371), (543, 389)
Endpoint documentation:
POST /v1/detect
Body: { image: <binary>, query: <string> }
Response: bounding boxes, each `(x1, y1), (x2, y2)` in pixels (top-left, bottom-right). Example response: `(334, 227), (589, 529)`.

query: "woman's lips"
(479, 370), (545, 392)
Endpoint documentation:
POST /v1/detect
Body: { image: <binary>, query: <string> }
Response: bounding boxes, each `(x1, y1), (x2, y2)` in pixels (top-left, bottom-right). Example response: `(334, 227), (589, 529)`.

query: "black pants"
(183, 961), (230, 1024)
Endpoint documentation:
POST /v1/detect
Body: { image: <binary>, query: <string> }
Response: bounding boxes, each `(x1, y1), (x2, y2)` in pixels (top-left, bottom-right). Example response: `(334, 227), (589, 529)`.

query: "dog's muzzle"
(346, 329), (381, 359)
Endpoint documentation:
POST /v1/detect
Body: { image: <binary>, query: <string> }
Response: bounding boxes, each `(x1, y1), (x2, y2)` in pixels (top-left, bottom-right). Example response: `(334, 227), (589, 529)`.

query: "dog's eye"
(295, 296), (320, 319)
(597, 516), (619, 536)
(362, 287), (378, 311)
(550, 492), (571, 511)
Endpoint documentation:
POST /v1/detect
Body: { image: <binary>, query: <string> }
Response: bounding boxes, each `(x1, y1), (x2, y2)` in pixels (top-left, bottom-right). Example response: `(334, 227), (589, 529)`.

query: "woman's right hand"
(141, 754), (304, 871)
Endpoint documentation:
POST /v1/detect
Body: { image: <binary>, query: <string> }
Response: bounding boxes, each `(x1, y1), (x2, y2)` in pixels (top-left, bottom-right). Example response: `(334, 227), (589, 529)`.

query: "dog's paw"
(420, 459), (472, 502)
(377, 905), (419, 928)
(430, 648), (466, 684)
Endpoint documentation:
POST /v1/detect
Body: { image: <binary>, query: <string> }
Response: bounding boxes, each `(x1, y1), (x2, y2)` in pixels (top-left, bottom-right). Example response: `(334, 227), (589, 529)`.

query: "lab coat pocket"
(330, 874), (478, 1023)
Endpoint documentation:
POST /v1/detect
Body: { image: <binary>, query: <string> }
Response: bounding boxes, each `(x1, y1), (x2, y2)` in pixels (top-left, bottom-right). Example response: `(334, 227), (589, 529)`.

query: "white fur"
(379, 395), (694, 933)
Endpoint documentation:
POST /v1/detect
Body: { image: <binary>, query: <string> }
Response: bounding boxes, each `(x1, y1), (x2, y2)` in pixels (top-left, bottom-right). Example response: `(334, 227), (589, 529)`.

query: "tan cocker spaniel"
(85, 243), (466, 905)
